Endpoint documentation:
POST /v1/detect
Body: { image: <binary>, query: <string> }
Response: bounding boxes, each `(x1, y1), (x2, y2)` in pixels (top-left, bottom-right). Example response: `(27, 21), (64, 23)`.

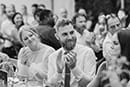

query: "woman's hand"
(20, 48), (31, 66)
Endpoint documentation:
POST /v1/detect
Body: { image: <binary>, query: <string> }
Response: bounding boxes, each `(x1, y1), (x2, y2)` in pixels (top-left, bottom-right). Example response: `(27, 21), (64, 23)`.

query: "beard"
(60, 37), (77, 51)
(76, 25), (86, 35)
(7, 14), (14, 20)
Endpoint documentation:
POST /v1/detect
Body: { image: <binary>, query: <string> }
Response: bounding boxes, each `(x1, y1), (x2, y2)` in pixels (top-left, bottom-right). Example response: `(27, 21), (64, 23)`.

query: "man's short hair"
(55, 19), (72, 32)
(72, 13), (87, 28)
(34, 8), (43, 19)
(32, 3), (38, 8)
(39, 9), (52, 21)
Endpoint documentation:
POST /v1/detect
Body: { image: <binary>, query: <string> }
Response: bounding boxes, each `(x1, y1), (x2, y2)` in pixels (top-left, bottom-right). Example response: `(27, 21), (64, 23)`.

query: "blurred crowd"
(0, 2), (129, 87)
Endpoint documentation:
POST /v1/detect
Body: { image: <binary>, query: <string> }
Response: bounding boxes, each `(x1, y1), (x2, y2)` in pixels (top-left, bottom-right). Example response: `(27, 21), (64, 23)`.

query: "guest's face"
(76, 15), (86, 30)
(0, 5), (5, 13)
(98, 18), (106, 33)
(108, 17), (121, 35)
(22, 30), (39, 47)
(75, 15), (86, 35)
(53, 14), (58, 23)
(31, 6), (37, 15)
(60, 10), (68, 18)
(47, 13), (55, 27)
(6, 7), (15, 19)
(14, 14), (23, 27)
(99, 18), (106, 26)
(111, 33), (121, 57)
(21, 5), (27, 14)
(56, 24), (77, 51)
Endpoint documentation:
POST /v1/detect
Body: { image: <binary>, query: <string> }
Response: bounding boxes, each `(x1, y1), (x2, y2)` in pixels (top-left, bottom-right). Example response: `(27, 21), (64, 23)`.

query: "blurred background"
(0, 0), (129, 22)
(0, 0), (75, 18)
(0, 0), (129, 87)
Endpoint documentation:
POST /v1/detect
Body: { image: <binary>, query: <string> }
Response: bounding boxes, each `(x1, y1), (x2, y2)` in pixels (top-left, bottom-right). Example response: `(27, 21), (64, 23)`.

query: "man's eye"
(70, 31), (74, 35)
(110, 25), (115, 29)
(62, 33), (67, 36)
(29, 34), (33, 37)
(116, 23), (120, 27)
(24, 37), (28, 41)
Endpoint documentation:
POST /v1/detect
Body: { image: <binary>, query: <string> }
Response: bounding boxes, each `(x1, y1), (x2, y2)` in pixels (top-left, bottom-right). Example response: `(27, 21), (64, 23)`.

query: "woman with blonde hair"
(17, 25), (55, 87)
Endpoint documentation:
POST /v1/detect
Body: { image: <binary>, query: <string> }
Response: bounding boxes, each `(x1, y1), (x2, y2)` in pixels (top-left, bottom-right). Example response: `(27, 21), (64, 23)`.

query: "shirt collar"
(61, 44), (77, 55)
(107, 32), (113, 38)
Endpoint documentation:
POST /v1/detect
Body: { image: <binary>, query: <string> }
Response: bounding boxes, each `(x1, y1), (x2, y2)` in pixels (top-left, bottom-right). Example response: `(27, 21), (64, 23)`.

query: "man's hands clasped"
(64, 51), (77, 69)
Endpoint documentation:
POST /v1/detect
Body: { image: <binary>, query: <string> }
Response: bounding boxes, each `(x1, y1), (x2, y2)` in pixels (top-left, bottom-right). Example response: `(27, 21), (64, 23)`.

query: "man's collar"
(61, 44), (77, 54)
(107, 32), (113, 38)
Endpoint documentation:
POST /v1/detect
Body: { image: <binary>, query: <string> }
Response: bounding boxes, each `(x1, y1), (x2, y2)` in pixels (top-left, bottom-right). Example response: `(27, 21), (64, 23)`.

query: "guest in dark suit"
(34, 9), (61, 50)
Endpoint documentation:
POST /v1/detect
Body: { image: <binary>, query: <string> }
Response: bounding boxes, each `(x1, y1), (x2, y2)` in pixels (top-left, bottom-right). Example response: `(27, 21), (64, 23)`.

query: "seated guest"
(11, 12), (24, 57)
(1, 5), (16, 58)
(72, 13), (101, 61)
(87, 29), (130, 87)
(34, 9), (61, 50)
(103, 13), (122, 61)
(72, 13), (93, 47)
(17, 25), (55, 87)
(47, 19), (97, 87)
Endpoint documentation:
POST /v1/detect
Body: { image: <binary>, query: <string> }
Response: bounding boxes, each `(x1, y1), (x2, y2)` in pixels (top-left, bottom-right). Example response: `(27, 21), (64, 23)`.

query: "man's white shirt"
(47, 44), (97, 87)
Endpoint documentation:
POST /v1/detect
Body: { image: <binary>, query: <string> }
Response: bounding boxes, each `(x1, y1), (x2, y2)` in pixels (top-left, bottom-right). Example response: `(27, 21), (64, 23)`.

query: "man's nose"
(82, 22), (86, 26)
(28, 37), (32, 41)
(67, 34), (72, 39)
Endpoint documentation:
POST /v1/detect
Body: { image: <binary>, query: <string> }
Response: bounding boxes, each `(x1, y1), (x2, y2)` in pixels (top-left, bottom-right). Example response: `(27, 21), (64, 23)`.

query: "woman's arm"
(31, 47), (55, 81)
(16, 47), (29, 77)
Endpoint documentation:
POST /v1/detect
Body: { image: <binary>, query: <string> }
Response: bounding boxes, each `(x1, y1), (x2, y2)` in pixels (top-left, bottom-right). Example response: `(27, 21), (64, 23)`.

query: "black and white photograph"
(0, 0), (129, 87)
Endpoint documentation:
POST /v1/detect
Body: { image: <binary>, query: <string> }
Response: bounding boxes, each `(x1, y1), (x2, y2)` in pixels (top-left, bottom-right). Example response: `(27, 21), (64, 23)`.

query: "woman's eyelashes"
(113, 41), (119, 45)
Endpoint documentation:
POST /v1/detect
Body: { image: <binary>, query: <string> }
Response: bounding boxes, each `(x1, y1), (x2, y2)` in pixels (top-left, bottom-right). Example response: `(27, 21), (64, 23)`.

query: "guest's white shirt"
(76, 29), (93, 46)
(47, 44), (97, 87)
(0, 14), (7, 30)
(17, 45), (55, 86)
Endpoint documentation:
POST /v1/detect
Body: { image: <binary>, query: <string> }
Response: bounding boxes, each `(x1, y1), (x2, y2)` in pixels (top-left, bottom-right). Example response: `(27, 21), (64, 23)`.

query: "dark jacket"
(35, 25), (61, 50)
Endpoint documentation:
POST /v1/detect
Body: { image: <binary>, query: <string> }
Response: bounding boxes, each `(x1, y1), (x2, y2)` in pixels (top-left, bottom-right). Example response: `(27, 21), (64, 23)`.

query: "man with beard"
(47, 19), (97, 87)
(59, 8), (68, 19)
(72, 13), (93, 47)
